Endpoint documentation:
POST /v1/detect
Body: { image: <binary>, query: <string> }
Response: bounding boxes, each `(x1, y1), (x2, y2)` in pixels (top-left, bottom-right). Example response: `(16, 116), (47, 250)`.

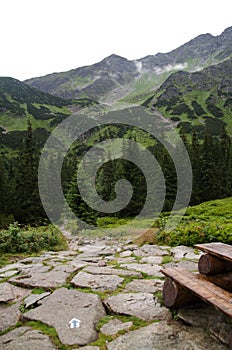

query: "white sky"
(1, 0), (232, 81)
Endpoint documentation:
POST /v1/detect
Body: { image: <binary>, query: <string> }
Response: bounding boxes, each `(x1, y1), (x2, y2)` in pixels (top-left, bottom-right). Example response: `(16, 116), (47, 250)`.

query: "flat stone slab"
(24, 292), (51, 308)
(117, 257), (136, 263)
(23, 287), (106, 346)
(0, 282), (30, 303)
(0, 302), (21, 332)
(119, 250), (133, 257)
(0, 270), (19, 279)
(106, 321), (227, 350)
(0, 263), (22, 273)
(140, 256), (163, 264)
(0, 326), (56, 350)
(120, 263), (163, 277)
(100, 318), (132, 335)
(125, 279), (163, 293)
(83, 265), (142, 277)
(170, 246), (203, 260)
(18, 263), (51, 274)
(164, 260), (198, 271)
(77, 346), (100, 350)
(104, 293), (171, 321)
(10, 264), (79, 289)
(71, 271), (124, 291)
(133, 245), (169, 257)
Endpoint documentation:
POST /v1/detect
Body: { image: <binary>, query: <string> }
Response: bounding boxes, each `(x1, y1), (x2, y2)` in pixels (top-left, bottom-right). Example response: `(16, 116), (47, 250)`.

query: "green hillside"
(156, 197), (232, 246)
(0, 77), (96, 150)
(143, 58), (232, 136)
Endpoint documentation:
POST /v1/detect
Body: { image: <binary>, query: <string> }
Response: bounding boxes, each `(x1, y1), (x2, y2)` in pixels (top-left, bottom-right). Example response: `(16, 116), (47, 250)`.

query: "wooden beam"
(198, 253), (232, 275)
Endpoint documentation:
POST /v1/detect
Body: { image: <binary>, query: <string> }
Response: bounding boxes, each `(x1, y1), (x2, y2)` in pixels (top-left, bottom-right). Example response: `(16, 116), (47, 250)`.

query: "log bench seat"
(160, 266), (232, 317)
(161, 243), (232, 348)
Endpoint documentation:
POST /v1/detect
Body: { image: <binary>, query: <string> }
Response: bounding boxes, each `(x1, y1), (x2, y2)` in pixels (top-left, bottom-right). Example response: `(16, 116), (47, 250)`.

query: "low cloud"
(154, 62), (188, 75)
(135, 61), (143, 73)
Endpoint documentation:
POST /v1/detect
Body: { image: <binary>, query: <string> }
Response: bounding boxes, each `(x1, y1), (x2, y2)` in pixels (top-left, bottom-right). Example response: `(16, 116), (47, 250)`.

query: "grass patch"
(161, 256), (173, 264)
(0, 321), (23, 337)
(31, 287), (47, 294)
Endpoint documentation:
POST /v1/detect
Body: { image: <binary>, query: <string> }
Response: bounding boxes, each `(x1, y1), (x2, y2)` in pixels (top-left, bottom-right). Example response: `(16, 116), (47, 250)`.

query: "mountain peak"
(220, 26), (232, 38)
(102, 54), (128, 63)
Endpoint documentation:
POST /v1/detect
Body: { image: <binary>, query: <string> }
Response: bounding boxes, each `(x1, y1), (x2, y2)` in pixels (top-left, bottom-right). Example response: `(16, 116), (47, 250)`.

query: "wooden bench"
(161, 242), (232, 348)
(195, 242), (232, 263)
(161, 267), (232, 316)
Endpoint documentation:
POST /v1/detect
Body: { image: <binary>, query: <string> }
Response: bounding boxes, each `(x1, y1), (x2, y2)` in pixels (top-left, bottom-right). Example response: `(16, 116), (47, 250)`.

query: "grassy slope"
(84, 197), (232, 247)
(156, 197), (232, 246)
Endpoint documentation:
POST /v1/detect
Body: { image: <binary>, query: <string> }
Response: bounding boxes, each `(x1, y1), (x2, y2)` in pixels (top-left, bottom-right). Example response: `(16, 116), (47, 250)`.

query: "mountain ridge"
(24, 26), (232, 102)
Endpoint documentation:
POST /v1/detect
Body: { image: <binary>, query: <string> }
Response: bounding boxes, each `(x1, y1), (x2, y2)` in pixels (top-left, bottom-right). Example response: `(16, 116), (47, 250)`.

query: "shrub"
(0, 223), (67, 254)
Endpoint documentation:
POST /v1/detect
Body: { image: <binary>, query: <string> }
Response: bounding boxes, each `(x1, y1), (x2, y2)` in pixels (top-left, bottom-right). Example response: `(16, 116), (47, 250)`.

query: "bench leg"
(162, 277), (200, 308)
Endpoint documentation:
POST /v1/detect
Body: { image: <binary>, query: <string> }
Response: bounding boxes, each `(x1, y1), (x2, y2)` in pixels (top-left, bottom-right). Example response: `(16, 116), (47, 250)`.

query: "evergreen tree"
(14, 119), (45, 224)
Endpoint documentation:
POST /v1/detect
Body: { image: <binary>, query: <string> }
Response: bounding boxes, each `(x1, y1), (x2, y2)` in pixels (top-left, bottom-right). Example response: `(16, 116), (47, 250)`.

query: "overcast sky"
(1, 0), (232, 81)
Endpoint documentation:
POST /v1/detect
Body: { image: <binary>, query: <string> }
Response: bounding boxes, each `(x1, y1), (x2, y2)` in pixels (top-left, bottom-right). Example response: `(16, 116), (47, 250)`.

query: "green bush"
(0, 223), (67, 254)
(155, 197), (232, 246)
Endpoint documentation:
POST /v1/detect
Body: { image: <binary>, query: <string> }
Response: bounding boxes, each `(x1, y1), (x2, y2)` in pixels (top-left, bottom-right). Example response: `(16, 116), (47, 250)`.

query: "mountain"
(143, 58), (232, 136)
(24, 27), (232, 103)
(0, 77), (96, 150)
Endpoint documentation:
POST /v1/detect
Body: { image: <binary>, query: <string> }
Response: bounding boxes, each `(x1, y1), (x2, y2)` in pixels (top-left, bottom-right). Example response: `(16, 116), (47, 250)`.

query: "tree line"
(0, 122), (232, 228)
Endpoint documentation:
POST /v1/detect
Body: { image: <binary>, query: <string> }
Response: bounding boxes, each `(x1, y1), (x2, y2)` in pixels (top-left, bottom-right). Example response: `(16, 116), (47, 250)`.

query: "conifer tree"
(14, 119), (45, 224)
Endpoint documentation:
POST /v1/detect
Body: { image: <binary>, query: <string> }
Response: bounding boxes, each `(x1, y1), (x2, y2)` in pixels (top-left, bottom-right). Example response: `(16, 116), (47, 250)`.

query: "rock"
(22, 288), (106, 346)
(18, 263), (50, 274)
(0, 270), (18, 279)
(83, 265), (142, 277)
(100, 318), (132, 335)
(0, 263), (23, 274)
(20, 256), (46, 264)
(0, 282), (30, 303)
(71, 271), (124, 291)
(120, 250), (133, 257)
(24, 292), (51, 308)
(0, 302), (21, 332)
(178, 304), (224, 328)
(76, 256), (102, 263)
(10, 264), (79, 289)
(0, 326), (56, 349)
(106, 321), (227, 350)
(209, 323), (231, 346)
(77, 346), (100, 350)
(133, 245), (169, 257)
(120, 263), (162, 277)
(178, 304), (231, 346)
(140, 256), (163, 264)
(78, 244), (107, 256)
(104, 293), (171, 321)
(117, 257), (136, 263)
(170, 246), (202, 260)
(125, 279), (163, 293)
(164, 260), (198, 271)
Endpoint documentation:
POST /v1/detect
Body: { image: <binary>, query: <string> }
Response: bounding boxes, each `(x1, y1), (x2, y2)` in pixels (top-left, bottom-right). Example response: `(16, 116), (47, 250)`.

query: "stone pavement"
(0, 237), (230, 349)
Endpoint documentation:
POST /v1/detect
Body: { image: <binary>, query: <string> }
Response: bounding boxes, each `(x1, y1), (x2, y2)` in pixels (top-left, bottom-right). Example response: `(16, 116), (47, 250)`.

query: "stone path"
(0, 237), (230, 349)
